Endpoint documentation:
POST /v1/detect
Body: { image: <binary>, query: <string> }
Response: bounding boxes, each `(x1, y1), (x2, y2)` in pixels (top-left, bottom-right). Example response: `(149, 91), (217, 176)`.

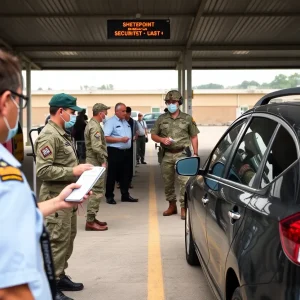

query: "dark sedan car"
(176, 87), (300, 300)
(143, 112), (162, 130)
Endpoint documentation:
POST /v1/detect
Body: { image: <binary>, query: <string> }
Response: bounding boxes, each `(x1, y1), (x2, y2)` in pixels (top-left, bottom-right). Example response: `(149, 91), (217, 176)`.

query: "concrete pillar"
(19, 63), (26, 127)
(26, 63), (31, 146)
(186, 50), (193, 116)
(181, 54), (186, 112)
(177, 63), (182, 94)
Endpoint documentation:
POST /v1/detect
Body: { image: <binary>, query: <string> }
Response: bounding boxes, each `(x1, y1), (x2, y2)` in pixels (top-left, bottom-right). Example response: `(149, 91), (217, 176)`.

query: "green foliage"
(193, 83), (224, 89)
(194, 73), (300, 89)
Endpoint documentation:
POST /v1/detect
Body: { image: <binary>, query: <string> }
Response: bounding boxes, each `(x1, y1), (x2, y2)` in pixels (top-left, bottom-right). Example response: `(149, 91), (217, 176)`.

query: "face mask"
(3, 97), (20, 142)
(167, 103), (178, 113)
(61, 110), (76, 129)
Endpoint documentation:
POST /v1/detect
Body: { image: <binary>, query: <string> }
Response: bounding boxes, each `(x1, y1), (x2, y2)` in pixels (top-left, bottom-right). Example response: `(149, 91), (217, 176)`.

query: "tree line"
(37, 84), (114, 91)
(193, 73), (300, 89)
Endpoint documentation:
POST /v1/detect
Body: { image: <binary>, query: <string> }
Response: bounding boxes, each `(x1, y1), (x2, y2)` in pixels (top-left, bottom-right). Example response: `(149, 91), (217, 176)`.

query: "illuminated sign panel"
(107, 19), (170, 39)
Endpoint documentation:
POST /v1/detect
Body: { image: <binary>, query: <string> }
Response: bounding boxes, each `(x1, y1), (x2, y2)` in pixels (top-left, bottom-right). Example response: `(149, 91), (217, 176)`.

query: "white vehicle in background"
(131, 110), (140, 120)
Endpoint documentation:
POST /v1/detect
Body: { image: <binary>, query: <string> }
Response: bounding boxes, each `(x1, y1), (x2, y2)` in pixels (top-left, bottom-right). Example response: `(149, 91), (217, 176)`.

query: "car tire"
(231, 287), (242, 300)
(185, 202), (200, 266)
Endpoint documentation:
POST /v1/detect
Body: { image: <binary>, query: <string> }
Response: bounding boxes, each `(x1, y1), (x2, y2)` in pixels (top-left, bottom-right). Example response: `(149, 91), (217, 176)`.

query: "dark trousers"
(106, 147), (131, 199)
(116, 147), (133, 184)
(136, 136), (146, 162)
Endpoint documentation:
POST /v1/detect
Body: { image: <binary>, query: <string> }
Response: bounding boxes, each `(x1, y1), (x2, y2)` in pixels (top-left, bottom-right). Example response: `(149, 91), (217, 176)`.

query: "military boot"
(85, 221), (108, 231)
(163, 201), (177, 216)
(181, 208), (186, 220)
(55, 290), (74, 300)
(57, 275), (84, 291)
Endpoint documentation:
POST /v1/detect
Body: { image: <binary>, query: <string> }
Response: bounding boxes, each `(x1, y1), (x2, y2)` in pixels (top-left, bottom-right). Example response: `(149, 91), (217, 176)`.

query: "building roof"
(1, 0), (300, 70)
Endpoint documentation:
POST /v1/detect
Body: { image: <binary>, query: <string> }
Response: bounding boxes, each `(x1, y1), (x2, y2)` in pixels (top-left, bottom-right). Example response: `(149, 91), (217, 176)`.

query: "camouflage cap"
(164, 90), (182, 101)
(92, 103), (111, 114)
(49, 93), (83, 112)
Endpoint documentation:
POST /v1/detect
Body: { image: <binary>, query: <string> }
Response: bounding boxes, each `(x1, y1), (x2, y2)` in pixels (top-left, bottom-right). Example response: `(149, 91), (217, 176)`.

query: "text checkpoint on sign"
(107, 19), (170, 39)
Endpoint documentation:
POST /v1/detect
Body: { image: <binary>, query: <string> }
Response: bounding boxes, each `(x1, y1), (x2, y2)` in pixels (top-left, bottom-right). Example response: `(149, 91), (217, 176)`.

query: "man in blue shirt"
(0, 50), (91, 300)
(104, 103), (138, 204)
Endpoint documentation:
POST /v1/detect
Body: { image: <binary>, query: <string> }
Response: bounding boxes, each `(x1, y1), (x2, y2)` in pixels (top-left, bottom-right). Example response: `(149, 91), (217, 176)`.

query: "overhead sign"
(107, 19), (170, 39)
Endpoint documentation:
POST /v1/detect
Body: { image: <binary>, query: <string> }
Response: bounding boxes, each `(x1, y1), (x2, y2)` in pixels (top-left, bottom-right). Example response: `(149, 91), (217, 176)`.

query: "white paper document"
(65, 167), (106, 202)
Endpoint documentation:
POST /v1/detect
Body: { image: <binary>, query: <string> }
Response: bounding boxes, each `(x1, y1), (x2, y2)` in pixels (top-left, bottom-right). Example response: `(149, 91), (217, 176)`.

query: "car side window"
(208, 120), (246, 177)
(228, 117), (277, 187)
(260, 126), (298, 188)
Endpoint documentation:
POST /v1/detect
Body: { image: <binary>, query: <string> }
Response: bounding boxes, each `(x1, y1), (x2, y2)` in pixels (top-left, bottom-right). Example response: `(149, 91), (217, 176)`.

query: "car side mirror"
(176, 157), (201, 176)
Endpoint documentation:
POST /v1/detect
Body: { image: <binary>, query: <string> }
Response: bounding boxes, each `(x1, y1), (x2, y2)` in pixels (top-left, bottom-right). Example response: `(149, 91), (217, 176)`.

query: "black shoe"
(141, 161), (147, 164)
(55, 290), (74, 300)
(106, 197), (117, 204)
(57, 275), (84, 291)
(121, 195), (138, 202)
(137, 160), (140, 164)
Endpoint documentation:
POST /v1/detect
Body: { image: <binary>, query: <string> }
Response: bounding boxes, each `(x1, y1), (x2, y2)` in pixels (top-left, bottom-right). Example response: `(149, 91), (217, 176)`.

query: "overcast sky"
(22, 69), (300, 91)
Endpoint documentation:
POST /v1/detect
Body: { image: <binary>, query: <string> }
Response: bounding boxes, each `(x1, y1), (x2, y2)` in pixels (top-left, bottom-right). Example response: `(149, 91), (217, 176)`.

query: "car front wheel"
(185, 201), (200, 266)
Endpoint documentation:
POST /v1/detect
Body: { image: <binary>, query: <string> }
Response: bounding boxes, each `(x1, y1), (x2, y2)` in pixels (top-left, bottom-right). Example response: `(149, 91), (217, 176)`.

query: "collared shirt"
(0, 144), (51, 300)
(136, 120), (147, 136)
(104, 115), (132, 149)
(151, 110), (199, 150)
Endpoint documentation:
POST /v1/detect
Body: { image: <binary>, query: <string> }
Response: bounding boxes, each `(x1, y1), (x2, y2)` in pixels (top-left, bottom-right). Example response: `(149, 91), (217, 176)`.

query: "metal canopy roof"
(1, 0), (300, 70)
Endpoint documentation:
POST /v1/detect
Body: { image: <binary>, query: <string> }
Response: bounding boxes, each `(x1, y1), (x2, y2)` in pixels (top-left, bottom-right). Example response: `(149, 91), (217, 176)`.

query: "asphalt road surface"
(21, 126), (227, 300)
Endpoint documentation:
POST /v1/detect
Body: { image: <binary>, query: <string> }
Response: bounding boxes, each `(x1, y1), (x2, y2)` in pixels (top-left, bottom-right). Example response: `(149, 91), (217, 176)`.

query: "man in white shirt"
(136, 113), (148, 164)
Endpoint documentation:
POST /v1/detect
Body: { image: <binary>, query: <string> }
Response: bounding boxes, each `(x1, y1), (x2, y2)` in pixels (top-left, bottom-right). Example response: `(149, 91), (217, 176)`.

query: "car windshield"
(143, 114), (152, 120)
(131, 112), (137, 117)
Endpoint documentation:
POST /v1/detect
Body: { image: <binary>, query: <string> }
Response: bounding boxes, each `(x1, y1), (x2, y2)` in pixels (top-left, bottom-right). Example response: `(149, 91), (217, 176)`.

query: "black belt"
(108, 147), (131, 151)
(164, 147), (185, 154)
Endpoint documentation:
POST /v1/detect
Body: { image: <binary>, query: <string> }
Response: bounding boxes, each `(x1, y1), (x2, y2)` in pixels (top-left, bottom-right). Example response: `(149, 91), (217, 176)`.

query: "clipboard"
(65, 167), (105, 202)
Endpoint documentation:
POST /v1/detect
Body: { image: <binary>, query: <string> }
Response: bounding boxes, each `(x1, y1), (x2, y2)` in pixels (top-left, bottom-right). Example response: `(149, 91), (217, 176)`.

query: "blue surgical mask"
(167, 103), (178, 113)
(3, 97), (20, 142)
(61, 111), (76, 129)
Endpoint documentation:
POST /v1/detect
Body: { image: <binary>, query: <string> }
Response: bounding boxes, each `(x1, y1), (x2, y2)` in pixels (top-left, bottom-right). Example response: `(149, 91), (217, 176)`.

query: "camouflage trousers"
(86, 157), (106, 222)
(41, 189), (77, 280)
(161, 151), (189, 208)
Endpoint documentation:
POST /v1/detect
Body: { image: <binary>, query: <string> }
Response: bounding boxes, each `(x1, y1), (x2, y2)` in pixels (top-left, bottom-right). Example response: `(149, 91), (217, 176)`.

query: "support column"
(181, 54), (186, 112)
(177, 63), (182, 94)
(26, 63), (32, 146)
(186, 50), (193, 116)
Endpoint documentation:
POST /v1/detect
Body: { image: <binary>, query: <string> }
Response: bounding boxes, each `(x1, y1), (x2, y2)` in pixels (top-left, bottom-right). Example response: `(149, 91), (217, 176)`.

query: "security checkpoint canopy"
(1, 0), (300, 70)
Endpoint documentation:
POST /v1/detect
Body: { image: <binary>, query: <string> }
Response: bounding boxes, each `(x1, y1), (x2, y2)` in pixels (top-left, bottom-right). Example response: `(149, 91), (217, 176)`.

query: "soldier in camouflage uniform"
(151, 90), (199, 220)
(34, 93), (93, 300)
(84, 103), (110, 231)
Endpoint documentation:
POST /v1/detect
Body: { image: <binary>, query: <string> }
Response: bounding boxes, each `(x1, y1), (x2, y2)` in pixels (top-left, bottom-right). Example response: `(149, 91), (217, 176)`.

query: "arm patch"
(40, 146), (52, 158)
(94, 132), (101, 138)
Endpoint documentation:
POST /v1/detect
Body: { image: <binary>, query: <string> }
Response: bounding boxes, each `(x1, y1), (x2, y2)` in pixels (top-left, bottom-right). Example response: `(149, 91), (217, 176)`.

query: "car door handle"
(228, 211), (241, 220)
(202, 196), (209, 205)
